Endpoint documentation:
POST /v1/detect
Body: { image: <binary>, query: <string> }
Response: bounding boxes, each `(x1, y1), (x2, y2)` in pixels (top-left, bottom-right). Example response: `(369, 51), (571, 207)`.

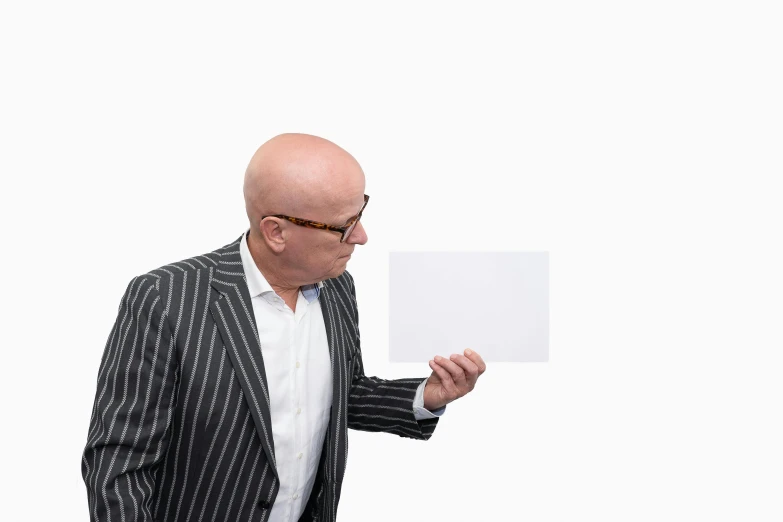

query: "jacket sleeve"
(344, 273), (439, 440)
(81, 275), (178, 521)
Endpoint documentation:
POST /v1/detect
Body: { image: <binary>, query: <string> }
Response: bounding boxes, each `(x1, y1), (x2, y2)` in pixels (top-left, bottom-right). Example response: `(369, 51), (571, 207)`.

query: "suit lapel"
(208, 234), (278, 482)
(318, 280), (349, 485)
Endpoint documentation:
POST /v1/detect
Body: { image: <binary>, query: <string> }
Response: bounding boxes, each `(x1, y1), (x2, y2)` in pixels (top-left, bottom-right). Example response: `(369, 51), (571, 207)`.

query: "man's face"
(285, 177), (369, 284)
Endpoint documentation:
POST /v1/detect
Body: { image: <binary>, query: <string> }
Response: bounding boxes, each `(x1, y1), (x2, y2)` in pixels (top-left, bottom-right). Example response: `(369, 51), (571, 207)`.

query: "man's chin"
(324, 262), (347, 280)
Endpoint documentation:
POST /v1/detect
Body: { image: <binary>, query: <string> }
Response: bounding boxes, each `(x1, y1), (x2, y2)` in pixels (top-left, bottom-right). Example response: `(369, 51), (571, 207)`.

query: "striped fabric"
(81, 233), (440, 522)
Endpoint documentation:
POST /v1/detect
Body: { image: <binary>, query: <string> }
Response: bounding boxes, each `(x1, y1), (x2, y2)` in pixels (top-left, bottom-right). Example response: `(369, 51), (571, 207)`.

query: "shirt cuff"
(413, 378), (446, 420)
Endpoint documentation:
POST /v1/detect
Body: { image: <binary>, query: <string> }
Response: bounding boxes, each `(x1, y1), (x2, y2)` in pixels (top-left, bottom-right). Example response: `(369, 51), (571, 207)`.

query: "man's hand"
(423, 349), (486, 411)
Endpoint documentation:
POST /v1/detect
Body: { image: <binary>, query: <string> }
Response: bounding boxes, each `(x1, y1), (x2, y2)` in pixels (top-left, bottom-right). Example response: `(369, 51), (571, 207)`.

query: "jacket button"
(258, 499), (271, 509)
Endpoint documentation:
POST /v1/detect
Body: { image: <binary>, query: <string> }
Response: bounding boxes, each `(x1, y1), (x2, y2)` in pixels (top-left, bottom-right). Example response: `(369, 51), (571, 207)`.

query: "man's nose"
(348, 220), (368, 245)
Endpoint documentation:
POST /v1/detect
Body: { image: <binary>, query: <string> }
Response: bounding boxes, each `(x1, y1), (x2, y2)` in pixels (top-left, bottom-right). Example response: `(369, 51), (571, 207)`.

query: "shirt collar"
(239, 229), (324, 302)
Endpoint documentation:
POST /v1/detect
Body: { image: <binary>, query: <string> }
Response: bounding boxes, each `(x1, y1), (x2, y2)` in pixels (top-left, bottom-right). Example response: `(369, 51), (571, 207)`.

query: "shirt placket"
(289, 295), (307, 515)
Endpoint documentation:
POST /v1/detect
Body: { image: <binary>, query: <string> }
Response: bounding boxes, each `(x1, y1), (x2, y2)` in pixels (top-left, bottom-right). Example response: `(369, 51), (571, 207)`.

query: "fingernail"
(465, 349), (473, 355)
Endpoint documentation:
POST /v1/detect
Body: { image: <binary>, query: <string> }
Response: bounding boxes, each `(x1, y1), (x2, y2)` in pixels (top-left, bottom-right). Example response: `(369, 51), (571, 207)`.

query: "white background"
(2, 1), (782, 520)
(389, 251), (549, 362)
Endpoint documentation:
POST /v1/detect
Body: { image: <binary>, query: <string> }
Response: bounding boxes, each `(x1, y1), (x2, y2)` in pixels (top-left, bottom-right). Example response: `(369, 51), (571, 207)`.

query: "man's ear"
(259, 219), (287, 254)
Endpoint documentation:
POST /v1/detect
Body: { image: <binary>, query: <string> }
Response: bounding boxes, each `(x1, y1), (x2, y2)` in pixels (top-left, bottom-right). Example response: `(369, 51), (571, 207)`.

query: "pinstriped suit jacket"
(82, 233), (439, 522)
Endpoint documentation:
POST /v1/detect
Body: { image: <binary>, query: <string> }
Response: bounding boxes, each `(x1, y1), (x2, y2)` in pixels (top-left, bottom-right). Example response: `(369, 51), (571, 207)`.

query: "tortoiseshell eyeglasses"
(260, 194), (369, 243)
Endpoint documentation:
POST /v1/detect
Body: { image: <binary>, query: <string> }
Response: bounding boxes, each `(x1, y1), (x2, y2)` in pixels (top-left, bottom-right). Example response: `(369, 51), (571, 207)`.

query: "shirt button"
(296, 361), (300, 368)
(296, 408), (302, 415)
(293, 493), (299, 500)
(297, 452), (303, 459)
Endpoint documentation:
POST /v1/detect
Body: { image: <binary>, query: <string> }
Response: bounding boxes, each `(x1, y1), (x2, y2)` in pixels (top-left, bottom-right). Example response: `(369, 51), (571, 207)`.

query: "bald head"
(241, 133), (369, 295)
(243, 133), (364, 235)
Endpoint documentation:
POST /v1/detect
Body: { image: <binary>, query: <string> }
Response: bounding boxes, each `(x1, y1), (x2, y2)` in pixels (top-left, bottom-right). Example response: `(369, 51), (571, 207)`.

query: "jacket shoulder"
(135, 234), (243, 289)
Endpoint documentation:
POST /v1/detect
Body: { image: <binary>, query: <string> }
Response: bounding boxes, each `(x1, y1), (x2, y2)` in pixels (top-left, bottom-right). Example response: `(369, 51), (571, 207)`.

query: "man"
(81, 133), (486, 522)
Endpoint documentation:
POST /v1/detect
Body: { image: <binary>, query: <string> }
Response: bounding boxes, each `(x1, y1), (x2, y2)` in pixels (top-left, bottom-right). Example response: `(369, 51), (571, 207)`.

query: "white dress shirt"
(239, 230), (443, 521)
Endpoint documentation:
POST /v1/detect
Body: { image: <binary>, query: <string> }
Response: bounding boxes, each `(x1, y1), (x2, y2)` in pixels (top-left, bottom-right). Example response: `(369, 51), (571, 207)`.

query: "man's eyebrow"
(337, 202), (363, 224)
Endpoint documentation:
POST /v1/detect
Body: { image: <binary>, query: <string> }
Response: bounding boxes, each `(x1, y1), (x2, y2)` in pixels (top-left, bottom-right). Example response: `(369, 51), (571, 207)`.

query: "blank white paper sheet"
(389, 251), (549, 363)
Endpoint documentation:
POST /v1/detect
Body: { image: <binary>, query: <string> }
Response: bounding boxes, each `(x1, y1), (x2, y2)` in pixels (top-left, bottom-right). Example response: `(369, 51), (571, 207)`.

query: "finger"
(428, 359), (458, 395)
(448, 353), (479, 384)
(464, 348), (487, 374)
(433, 355), (467, 386)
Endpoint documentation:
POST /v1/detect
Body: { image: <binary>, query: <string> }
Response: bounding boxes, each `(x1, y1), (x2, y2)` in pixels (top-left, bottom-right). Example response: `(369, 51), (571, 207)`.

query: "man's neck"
(246, 229), (302, 303)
